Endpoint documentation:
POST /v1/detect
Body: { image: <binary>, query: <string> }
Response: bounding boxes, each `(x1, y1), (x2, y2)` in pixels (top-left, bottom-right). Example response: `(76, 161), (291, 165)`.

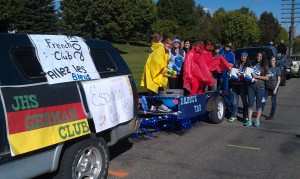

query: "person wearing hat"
(228, 52), (249, 122)
(210, 43), (233, 91)
(220, 43), (235, 90)
(167, 38), (186, 89)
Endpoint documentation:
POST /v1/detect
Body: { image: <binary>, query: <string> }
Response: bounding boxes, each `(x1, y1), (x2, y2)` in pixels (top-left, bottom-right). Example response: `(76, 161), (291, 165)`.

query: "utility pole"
(281, 0), (300, 55)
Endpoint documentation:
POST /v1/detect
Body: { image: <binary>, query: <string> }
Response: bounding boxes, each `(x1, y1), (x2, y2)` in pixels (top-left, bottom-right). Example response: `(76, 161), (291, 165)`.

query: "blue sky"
(198, 0), (298, 35)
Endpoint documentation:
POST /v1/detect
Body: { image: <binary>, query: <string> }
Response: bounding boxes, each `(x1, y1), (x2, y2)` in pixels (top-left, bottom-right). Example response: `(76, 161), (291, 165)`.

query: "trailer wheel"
(209, 96), (225, 124)
(53, 137), (109, 179)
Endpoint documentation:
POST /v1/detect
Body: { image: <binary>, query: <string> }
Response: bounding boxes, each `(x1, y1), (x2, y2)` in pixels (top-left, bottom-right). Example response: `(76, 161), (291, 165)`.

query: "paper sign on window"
(28, 35), (100, 84)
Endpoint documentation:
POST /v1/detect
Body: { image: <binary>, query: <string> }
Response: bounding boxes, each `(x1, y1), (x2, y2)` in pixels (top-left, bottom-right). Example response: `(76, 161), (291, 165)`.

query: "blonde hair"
(164, 38), (173, 45)
(152, 32), (163, 43)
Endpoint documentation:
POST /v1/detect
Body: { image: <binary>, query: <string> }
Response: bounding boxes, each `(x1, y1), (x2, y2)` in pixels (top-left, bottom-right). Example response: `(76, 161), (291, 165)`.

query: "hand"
(252, 73), (258, 79)
(273, 88), (277, 95)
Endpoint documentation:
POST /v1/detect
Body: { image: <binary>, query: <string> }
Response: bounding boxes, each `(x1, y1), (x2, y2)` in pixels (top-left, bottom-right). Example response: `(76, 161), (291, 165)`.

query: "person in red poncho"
(204, 41), (233, 91)
(183, 42), (215, 95)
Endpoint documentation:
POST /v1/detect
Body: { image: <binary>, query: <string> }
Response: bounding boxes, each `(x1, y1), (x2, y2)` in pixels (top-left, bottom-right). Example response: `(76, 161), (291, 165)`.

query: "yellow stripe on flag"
(9, 119), (90, 155)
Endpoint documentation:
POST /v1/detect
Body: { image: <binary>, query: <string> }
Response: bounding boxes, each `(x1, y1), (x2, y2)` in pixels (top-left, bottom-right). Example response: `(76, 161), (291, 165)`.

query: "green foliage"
(258, 12), (281, 45)
(157, 0), (197, 26)
(61, 0), (134, 41)
(112, 42), (150, 92)
(127, 0), (158, 41)
(15, 0), (58, 34)
(151, 19), (180, 38)
(0, 0), (22, 32)
(212, 11), (260, 48)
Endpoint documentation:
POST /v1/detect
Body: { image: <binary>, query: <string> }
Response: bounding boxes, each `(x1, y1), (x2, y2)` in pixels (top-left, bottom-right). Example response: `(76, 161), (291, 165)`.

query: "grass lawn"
(112, 42), (150, 92)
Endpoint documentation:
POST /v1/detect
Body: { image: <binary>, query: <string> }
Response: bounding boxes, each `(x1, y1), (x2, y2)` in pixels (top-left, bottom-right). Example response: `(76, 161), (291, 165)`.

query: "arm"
(252, 74), (269, 81)
(274, 76), (281, 94)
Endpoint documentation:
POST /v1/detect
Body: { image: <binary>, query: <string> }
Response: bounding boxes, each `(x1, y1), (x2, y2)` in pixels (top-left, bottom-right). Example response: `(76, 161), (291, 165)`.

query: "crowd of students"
(140, 32), (281, 127)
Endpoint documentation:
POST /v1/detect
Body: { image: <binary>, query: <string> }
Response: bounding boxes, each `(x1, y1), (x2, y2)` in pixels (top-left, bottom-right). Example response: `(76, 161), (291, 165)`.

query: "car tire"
(209, 96), (225, 124)
(298, 69), (300, 78)
(53, 137), (109, 179)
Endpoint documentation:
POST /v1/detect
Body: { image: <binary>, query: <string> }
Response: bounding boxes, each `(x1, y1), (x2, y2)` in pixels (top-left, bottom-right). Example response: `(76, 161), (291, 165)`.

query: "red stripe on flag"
(7, 102), (86, 134)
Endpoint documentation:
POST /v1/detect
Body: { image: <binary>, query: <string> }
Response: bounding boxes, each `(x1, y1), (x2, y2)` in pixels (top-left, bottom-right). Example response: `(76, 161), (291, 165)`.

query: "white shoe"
(157, 104), (171, 112)
(150, 105), (156, 111)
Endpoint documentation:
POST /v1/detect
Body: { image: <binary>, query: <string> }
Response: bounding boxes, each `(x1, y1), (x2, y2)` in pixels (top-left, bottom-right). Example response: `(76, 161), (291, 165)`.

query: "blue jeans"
(231, 85), (248, 118)
(248, 86), (264, 112)
(262, 88), (278, 117)
(221, 70), (229, 90)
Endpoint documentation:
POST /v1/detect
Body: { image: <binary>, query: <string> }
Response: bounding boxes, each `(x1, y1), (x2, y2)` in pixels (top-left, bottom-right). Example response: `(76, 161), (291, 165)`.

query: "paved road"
(108, 78), (300, 179)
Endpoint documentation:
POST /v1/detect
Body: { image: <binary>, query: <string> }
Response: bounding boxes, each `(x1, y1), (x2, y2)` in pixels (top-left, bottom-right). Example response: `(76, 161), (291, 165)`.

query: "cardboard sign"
(82, 76), (134, 133)
(28, 35), (100, 84)
(0, 83), (90, 156)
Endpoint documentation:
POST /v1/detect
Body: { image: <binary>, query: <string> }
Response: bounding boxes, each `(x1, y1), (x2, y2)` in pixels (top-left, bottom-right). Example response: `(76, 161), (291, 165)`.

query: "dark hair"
(256, 51), (268, 75)
(183, 39), (192, 53)
(171, 44), (184, 56)
(214, 43), (221, 50)
(237, 52), (249, 70)
(204, 39), (212, 46)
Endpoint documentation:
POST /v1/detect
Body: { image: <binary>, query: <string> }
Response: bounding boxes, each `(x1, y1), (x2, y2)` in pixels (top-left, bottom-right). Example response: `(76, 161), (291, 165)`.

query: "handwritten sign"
(0, 83), (89, 156)
(28, 35), (100, 84)
(81, 76), (134, 133)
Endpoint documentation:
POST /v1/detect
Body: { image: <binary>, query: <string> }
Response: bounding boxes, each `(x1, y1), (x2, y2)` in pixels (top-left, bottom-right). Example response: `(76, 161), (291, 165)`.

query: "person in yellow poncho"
(141, 37), (174, 94)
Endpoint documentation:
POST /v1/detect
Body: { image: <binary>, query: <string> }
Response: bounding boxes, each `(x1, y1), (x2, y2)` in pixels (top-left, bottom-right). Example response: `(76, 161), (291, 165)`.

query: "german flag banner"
(0, 83), (90, 156)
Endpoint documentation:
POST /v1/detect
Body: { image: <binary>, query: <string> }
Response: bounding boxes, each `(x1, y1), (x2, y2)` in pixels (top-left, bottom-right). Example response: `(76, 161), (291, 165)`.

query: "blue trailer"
(135, 89), (233, 135)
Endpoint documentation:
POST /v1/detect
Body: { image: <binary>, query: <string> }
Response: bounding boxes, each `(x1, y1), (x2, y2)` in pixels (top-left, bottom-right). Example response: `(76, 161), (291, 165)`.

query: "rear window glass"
(12, 47), (46, 80)
(90, 49), (117, 73)
(11, 48), (117, 81)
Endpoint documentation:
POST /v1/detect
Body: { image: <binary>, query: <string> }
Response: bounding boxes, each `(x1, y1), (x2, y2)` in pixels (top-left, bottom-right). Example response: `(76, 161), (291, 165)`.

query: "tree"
(15, 0), (58, 34)
(61, 0), (134, 41)
(60, 0), (99, 38)
(258, 12), (281, 45)
(151, 19), (179, 38)
(212, 11), (260, 48)
(235, 7), (257, 20)
(126, 0), (158, 42)
(157, 0), (197, 26)
(0, 0), (22, 32)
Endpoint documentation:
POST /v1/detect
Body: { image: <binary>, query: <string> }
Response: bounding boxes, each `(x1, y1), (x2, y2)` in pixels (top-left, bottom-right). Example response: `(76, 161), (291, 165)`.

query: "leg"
(270, 91), (277, 117)
(262, 88), (269, 112)
(230, 87), (239, 120)
(190, 78), (199, 95)
(255, 87), (265, 121)
(247, 87), (255, 121)
(240, 86), (248, 119)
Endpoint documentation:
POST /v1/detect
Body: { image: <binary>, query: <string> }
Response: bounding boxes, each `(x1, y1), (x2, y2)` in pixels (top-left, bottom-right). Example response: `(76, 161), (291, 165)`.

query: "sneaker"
(265, 116), (273, 120)
(244, 119), (252, 126)
(150, 105), (156, 112)
(253, 120), (260, 127)
(228, 117), (237, 122)
(157, 104), (171, 112)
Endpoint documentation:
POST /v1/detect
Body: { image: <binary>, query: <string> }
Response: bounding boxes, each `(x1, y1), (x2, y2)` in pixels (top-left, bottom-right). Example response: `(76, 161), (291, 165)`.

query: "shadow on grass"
(114, 40), (149, 47)
(129, 41), (149, 47)
(114, 48), (128, 55)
